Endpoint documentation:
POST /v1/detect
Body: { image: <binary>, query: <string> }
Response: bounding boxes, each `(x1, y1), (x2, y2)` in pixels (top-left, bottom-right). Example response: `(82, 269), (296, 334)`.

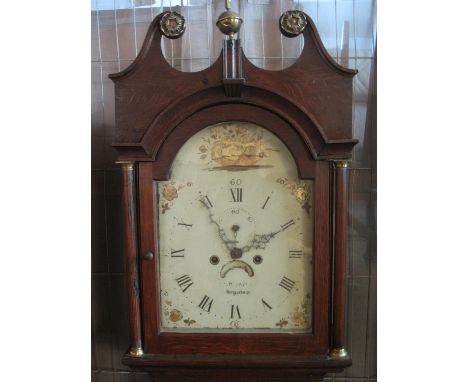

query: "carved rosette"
(279, 10), (307, 38)
(160, 11), (186, 39)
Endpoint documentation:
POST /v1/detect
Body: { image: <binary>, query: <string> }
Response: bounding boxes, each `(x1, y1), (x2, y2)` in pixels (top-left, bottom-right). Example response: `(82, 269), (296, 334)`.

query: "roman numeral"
(289, 250), (303, 259)
(279, 276), (295, 292)
(261, 299), (273, 311)
(171, 248), (185, 257)
(200, 195), (213, 208)
(177, 222), (193, 227)
(261, 196), (271, 209)
(230, 305), (241, 319)
(175, 274), (193, 292)
(281, 219), (295, 231)
(198, 295), (213, 312)
(230, 188), (243, 202)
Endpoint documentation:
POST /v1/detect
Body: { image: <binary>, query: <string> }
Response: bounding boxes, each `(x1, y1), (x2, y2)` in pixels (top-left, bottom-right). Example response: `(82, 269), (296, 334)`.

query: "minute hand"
(242, 220), (295, 253)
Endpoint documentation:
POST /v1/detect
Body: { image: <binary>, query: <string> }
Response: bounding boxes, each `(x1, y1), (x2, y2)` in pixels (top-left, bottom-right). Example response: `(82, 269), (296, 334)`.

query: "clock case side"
(109, 10), (356, 379)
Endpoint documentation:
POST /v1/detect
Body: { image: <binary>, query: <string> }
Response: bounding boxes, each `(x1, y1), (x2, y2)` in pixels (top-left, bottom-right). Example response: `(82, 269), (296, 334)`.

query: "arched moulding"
(108, 12), (222, 81)
(124, 86), (356, 180)
(110, 11), (358, 166)
(112, 86), (357, 171)
(149, 103), (314, 180)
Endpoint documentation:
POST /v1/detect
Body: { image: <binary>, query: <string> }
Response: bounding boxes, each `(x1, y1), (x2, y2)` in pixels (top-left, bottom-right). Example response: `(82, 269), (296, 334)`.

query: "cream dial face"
(157, 122), (313, 332)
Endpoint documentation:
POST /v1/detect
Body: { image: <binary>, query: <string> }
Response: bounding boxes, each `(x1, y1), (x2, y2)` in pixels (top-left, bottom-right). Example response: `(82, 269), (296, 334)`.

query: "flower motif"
(280, 10), (307, 37)
(275, 318), (288, 328)
(290, 309), (306, 326)
(169, 309), (183, 322)
(197, 124), (272, 167)
(211, 140), (269, 166)
(183, 318), (196, 326)
(277, 178), (310, 208)
(161, 202), (170, 214)
(162, 184), (178, 201)
(294, 186), (308, 204)
(160, 12), (186, 39)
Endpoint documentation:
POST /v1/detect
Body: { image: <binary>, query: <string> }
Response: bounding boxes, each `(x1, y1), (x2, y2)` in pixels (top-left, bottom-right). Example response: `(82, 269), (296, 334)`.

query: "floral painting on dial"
(197, 122), (274, 169)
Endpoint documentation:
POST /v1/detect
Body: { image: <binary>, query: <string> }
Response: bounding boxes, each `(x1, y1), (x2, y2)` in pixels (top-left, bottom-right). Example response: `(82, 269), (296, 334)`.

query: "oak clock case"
(109, 6), (358, 382)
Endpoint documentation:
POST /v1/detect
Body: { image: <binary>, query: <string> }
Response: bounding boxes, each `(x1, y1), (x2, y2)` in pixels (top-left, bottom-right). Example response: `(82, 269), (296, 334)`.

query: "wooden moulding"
(122, 354), (351, 382)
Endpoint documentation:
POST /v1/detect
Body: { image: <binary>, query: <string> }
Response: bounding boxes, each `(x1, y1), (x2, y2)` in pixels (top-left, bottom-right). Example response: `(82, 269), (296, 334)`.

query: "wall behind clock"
(91, 1), (376, 381)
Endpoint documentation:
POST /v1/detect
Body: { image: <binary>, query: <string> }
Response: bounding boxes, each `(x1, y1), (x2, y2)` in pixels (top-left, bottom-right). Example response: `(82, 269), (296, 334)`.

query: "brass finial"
(216, 0), (243, 38)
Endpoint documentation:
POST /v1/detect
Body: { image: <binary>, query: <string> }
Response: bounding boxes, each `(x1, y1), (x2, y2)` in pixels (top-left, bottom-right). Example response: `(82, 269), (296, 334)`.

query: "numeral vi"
(230, 305), (241, 319)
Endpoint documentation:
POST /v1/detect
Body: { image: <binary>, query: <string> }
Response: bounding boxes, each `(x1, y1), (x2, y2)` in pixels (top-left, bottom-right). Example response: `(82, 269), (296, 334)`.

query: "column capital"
(116, 161), (135, 171)
(335, 160), (349, 169)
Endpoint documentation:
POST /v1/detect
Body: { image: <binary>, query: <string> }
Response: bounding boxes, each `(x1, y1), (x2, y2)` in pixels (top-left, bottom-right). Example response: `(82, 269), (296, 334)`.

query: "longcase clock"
(109, 4), (358, 382)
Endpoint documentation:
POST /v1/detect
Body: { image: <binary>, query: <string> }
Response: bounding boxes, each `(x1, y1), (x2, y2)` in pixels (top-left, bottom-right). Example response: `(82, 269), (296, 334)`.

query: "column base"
(127, 346), (144, 357)
(329, 347), (348, 358)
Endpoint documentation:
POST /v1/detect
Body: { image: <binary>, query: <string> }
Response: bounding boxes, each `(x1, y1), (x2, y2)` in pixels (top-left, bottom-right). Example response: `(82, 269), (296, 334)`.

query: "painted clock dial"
(157, 122), (313, 332)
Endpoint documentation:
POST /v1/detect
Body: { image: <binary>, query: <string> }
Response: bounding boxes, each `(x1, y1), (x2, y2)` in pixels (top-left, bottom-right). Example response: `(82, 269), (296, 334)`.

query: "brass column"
(118, 161), (144, 357)
(330, 160), (350, 358)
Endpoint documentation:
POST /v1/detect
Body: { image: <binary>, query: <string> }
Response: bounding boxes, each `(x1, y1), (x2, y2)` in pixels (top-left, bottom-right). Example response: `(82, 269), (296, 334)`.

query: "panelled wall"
(91, 1), (376, 381)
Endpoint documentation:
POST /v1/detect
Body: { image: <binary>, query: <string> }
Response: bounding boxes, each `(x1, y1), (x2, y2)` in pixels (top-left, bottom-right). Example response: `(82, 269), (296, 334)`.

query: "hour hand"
(199, 196), (237, 251)
(199, 195), (213, 209)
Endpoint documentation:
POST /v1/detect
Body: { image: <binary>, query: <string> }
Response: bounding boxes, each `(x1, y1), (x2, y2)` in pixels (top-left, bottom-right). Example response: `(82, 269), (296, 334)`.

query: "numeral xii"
(230, 188), (242, 202)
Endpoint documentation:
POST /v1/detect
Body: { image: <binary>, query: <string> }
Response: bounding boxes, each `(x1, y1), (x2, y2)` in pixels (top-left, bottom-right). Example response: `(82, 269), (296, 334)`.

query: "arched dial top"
(157, 122), (313, 332)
